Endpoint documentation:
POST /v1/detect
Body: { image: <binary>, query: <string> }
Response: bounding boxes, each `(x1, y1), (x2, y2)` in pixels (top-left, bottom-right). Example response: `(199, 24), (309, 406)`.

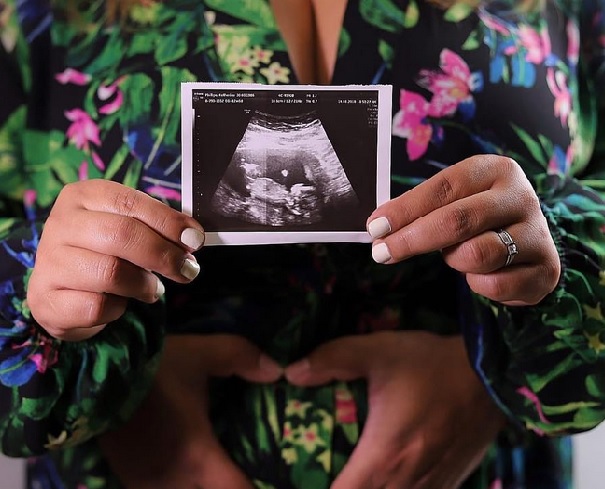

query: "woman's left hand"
(367, 155), (560, 306)
(286, 331), (508, 489)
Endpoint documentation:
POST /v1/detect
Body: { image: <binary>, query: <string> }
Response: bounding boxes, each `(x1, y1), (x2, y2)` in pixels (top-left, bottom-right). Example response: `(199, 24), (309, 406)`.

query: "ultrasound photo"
(181, 83), (392, 245)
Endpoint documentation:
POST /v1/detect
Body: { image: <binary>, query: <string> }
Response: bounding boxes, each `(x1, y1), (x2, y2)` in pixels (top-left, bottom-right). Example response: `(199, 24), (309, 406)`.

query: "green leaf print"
(542, 401), (601, 416)
(512, 125), (549, 167)
(155, 14), (196, 65)
(378, 39), (395, 67)
(586, 373), (605, 398)
(206, 0), (276, 27)
(127, 31), (159, 58)
(360, 0), (410, 33)
(213, 24), (286, 51)
(526, 353), (586, 392)
(403, 0), (420, 28)
(444, 2), (473, 22)
(462, 30), (481, 50)
(338, 28), (351, 57)
(0, 219), (18, 240)
(21, 397), (55, 420)
(118, 74), (154, 127)
(23, 131), (79, 207)
(0, 107), (26, 200)
(80, 29), (124, 78)
(122, 159), (143, 189)
(160, 68), (196, 147)
(104, 145), (130, 181)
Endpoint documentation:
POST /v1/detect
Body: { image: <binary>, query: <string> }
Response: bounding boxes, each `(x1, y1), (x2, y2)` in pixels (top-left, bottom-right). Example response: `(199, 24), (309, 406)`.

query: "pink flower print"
(489, 480), (503, 489)
(78, 161), (88, 181)
(98, 79), (124, 115)
(567, 20), (580, 65)
(23, 189), (36, 209)
(14, 335), (59, 375)
(251, 46), (273, 64)
(260, 62), (291, 85)
(419, 49), (481, 118)
(79, 152), (106, 180)
(518, 25), (551, 64)
(146, 185), (181, 201)
(91, 151), (105, 171)
(231, 53), (259, 75)
(28, 344), (58, 374)
(65, 109), (101, 151)
(55, 68), (91, 86)
(479, 10), (511, 36)
(392, 90), (433, 161)
(335, 387), (357, 424)
(546, 67), (571, 127)
(517, 386), (549, 435)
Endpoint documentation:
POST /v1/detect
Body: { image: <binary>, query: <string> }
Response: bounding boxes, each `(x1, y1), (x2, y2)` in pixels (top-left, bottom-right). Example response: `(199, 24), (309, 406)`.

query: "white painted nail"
(368, 217), (392, 239)
(180, 257), (200, 280)
(180, 228), (205, 251)
(372, 243), (392, 264)
(155, 277), (165, 299)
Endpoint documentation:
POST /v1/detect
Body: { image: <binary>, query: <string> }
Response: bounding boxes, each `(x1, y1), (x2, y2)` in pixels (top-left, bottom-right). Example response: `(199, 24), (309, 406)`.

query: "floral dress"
(0, 0), (604, 487)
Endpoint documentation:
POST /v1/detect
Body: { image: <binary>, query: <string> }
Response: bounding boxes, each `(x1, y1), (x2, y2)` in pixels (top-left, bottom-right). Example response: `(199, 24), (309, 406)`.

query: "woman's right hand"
(27, 180), (206, 341)
(99, 334), (283, 489)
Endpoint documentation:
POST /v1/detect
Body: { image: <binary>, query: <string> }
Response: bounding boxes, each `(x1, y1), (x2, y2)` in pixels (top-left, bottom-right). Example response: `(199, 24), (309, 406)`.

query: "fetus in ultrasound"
(210, 110), (358, 228)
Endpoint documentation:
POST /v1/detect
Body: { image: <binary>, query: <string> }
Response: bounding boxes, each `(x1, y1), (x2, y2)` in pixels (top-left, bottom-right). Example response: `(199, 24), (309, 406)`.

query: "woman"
(0, 0), (604, 487)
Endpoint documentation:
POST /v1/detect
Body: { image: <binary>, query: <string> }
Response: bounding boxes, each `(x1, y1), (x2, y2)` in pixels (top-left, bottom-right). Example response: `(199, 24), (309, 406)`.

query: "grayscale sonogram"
(181, 83), (392, 245)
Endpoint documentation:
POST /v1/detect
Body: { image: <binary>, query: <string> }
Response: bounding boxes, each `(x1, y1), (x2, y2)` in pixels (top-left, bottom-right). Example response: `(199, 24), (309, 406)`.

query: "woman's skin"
(28, 1), (561, 487)
(269, 0), (348, 85)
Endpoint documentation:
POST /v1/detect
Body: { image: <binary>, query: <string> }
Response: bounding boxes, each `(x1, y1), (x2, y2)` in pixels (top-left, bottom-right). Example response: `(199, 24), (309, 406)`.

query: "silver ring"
(496, 229), (518, 267)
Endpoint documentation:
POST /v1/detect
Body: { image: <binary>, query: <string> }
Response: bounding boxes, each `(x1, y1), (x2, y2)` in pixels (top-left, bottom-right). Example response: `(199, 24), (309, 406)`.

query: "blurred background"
(0, 423), (604, 487)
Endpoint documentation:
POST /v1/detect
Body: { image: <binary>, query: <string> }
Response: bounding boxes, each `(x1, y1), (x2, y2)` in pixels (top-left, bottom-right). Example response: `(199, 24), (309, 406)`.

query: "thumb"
(285, 335), (374, 386)
(201, 335), (283, 383)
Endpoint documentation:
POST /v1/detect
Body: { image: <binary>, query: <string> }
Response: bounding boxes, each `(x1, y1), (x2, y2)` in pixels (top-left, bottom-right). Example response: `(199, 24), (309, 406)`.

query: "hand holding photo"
(181, 82), (392, 245)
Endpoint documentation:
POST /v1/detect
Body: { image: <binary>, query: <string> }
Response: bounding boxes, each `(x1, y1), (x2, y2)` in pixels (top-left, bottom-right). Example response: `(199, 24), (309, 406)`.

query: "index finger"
(59, 180), (205, 252)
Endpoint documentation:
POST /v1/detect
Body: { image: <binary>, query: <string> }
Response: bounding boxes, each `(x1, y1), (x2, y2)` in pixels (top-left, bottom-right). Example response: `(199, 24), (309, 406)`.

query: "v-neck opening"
(269, 0), (349, 85)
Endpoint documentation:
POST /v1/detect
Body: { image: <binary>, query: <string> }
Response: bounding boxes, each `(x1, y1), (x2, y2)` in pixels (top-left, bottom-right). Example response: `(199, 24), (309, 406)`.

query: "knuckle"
(519, 186), (540, 211)
(445, 205), (476, 238)
(97, 255), (122, 288)
(393, 231), (414, 257)
(434, 173), (456, 207)
(84, 293), (109, 327)
(477, 276), (508, 301)
(112, 187), (142, 216)
(501, 156), (522, 178)
(109, 217), (141, 249)
(539, 261), (560, 296)
(463, 239), (491, 267)
(157, 246), (175, 272)
(59, 181), (81, 200)
(53, 183), (81, 214)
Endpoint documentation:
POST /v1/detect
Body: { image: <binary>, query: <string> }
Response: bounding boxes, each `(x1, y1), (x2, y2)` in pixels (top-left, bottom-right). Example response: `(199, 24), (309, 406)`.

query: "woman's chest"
(30, 0), (582, 207)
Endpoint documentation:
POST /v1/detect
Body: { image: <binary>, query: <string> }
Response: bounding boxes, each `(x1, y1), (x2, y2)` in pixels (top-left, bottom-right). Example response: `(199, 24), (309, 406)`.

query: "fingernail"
(180, 228), (205, 251)
(368, 216), (391, 239)
(180, 257), (200, 280)
(259, 354), (283, 377)
(287, 358), (310, 380)
(372, 243), (391, 264)
(155, 277), (165, 299)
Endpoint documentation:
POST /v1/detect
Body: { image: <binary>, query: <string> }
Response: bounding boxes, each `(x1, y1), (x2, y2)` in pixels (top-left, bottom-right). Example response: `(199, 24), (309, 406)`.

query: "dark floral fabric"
(0, 0), (604, 487)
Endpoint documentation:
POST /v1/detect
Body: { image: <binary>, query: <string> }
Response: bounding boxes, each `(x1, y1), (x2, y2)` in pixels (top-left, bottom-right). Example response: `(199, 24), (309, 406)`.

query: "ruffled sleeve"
(463, 0), (605, 436)
(0, 2), (165, 457)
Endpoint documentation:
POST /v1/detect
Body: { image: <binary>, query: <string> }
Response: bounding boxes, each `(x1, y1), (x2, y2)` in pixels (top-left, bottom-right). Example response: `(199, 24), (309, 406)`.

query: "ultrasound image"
(210, 110), (359, 227)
